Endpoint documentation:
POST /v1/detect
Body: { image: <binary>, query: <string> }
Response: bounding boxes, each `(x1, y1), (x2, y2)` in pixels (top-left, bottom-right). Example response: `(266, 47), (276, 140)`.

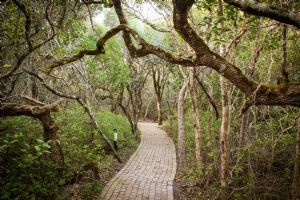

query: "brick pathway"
(101, 122), (177, 200)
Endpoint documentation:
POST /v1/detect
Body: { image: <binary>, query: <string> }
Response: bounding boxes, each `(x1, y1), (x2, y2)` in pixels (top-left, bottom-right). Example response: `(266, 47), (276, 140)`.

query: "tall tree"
(178, 80), (188, 168)
(150, 61), (169, 125)
(239, 23), (278, 147)
(219, 74), (231, 200)
(188, 67), (203, 167)
(293, 117), (300, 199)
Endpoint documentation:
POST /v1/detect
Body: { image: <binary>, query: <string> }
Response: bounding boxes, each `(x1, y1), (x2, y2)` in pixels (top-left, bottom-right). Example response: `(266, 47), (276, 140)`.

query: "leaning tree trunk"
(292, 117), (300, 199)
(25, 70), (123, 163)
(178, 80), (188, 168)
(188, 67), (203, 167)
(220, 75), (231, 200)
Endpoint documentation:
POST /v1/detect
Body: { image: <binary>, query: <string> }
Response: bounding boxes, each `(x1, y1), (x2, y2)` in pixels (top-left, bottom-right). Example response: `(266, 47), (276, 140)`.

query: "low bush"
(0, 105), (137, 199)
(164, 107), (297, 200)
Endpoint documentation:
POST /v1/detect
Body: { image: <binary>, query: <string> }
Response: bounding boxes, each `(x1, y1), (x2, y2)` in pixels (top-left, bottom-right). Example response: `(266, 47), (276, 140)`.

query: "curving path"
(101, 122), (177, 200)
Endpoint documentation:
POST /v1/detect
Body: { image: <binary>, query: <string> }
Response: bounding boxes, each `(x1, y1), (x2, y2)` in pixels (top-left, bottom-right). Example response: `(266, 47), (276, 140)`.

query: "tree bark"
(77, 98), (123, 163)
(239, 111), (249, 148)
(292, 117), (300, 199)
(156, 95), (162, 125)
(188, 67), (203, 167)
(178, 80), (188, 168)
(171, 0), (300, 108)
(0, 101), (64, 167)
(223, 0), (300, 29)
(25, 70), (123, 163)
(30, 63), (38, 99)
(143, 96), (153, 119)
(239, 24), (275, 148)
(220, 75), (231, 200)
(151, 63), (168, 126)
(38, 113), (64, 167)
(281, 24), (289, 83)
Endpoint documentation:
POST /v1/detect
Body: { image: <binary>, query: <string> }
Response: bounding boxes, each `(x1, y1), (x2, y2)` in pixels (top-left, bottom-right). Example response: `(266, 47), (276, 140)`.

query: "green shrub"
(0, 105), (137, 199)
(163, 107), (297, 199)
(0, 132), (64, 200)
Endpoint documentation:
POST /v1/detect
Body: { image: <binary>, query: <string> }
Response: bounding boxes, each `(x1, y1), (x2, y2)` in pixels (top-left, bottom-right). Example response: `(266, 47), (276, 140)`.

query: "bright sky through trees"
(93, 2), (163, 24)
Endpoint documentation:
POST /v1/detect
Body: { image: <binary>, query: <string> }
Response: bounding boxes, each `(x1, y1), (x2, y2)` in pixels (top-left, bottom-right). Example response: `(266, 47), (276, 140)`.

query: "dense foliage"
(0, 107), (137, 199)
(165, 106), (298, 199)
(0, 0), (299, 199)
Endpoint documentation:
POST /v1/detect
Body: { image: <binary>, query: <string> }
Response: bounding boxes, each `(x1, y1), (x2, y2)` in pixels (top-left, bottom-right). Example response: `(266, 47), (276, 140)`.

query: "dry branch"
(194, 76), (219, 119)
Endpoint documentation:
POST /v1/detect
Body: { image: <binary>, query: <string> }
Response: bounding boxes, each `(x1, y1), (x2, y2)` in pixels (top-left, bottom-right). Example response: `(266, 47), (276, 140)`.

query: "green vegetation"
(1, 0), (300, 199)
(0, 106), (137, 199)
(164, 107), (298, 199)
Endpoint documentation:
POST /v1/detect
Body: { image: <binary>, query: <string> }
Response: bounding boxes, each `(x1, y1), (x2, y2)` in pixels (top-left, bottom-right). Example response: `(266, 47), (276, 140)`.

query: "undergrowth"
(164, 108), (297, 200)
(0, 105), (137, 200)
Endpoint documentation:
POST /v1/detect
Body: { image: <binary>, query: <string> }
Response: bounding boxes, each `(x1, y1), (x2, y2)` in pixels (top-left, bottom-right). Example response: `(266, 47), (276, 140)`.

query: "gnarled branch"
(25, 69), (122, 163)
(224, 0), (300, 29)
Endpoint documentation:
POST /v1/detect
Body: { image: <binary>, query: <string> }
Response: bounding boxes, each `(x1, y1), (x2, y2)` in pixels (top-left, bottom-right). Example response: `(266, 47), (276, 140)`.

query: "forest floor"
(100, 122), (177, 199)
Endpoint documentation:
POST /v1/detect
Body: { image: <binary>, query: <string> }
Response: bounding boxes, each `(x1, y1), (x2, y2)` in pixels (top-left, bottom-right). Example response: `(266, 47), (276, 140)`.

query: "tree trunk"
(188, 67), (203, 167)
(292, 117), (300, 199)
(220, 75), (231, 200)
(76, 98), (123, 163)
(133, 116), (139, 141)
(110, 100), (117, 113)
(28, 57), (38, 99)
(178, 80), (188, 168)
(119, 102), (136, 136)
(239, 108), (249, 148)
(208, 84), (215, 136)
(38, 113), (64, 167)
(143, 97), (152, 119)
(239, 25), (275, 148)
(156, 95), (163, 125)
(0, 101), (64, 167)
(30, 69), (38, 99)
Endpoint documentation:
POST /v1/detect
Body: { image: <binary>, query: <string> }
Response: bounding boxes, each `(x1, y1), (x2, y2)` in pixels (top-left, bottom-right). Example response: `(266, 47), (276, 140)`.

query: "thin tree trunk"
(143, 97), (152, 119)
(239, 24), (276, 148)
(157, 95), (162, 125)
(77, 98), (122, 163)
(239, 110), (249, 147)
(220, 75), (231, 200)
(119, 102), (136, 136)
(281, 24), (289, 83)
(188, 67), (203, 167)
(30, 68), (38, 99)
(178, 80), (188, 168)
(292, 117), (300, 199)
(110, 101), (117, 113)
(208, 85), (215, 136)
(208, 84), (218, 168)
(25, 70), (122, 163)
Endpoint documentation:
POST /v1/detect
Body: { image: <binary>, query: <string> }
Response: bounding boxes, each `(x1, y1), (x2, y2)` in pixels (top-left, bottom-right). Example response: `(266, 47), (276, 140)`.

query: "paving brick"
(101, 122), (176, 200)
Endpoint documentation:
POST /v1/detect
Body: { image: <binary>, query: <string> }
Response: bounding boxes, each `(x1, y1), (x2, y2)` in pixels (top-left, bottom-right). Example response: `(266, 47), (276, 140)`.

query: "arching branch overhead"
(224, 0), (300, 29)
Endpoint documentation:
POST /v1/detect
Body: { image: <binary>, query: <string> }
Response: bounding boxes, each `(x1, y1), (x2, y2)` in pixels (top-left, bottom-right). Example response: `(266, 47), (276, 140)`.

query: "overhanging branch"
(25, 69), (123, 163)
(224, 0), (300, 29)
(0, 99), (62, 117)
